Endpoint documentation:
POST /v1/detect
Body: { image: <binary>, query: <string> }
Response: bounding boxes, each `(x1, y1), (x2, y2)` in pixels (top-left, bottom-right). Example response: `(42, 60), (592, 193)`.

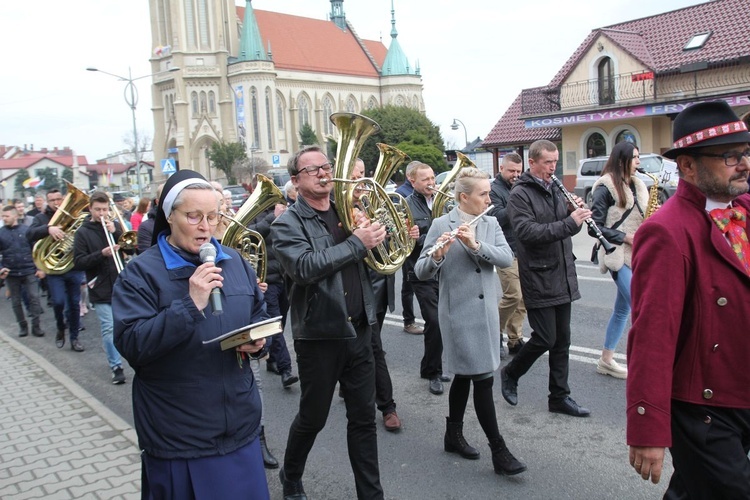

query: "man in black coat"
(501, 140), (591, 417)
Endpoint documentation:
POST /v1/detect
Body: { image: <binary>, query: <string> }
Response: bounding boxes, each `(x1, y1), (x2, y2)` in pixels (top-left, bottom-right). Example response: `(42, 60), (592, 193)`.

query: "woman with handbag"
(589, 141), (648, 379)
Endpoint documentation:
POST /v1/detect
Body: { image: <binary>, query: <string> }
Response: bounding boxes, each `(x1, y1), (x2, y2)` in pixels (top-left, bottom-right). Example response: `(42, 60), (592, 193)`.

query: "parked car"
(225, 184), (249, 210)
(264, 168), (290, 188)
(574, 153), (679, 206)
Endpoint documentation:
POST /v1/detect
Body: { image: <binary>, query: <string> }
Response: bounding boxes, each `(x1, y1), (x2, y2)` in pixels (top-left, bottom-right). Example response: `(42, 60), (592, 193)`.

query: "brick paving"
(0, 330), (140, 499)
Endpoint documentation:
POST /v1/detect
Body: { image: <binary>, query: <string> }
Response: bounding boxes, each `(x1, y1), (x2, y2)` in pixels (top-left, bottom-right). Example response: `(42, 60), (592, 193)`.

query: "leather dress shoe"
(266, 361), (280, 374)
(438, 373), (451, 383)
(383, 411), (402, 432)
(55, 329), (65, 349)
(549, 396), (590, 417)
(70, 339), (85, 352)
(500, 367), (518, 406)
(281, 371), (299, 388)
(429, 377), (444, 395)
(508, 339), (525, 355)
(279, 467), (307, 500)
(403, 323), (423, 335)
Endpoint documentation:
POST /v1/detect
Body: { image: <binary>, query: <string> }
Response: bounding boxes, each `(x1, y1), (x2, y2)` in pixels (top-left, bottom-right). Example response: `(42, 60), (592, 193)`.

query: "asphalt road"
(0, 230), (671, 499)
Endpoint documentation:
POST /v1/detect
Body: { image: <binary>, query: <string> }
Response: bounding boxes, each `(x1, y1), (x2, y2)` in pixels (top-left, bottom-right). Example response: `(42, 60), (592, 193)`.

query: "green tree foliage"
(207, 141), (247, 185)
(14, 170), (30, 198)
(61, 168), (73, 191)
(299, 123), (319, 147)
(358, 106), (447, 178)
(38, 167), (62, 193)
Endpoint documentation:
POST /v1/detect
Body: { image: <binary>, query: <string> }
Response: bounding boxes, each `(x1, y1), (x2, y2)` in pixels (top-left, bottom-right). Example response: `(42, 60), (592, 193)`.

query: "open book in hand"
(203, 316), (283, 351)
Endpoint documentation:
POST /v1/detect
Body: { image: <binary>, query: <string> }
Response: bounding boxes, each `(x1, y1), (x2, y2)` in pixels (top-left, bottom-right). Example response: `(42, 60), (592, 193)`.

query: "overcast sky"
(2, 0), (701, 163)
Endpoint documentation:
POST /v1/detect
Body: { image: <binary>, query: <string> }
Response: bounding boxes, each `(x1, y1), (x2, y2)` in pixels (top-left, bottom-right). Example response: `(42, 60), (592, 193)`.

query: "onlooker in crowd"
(222, 189), (236, 216)
(136, 184), (164, 253)
(27, 189), (85, 352)
(405, 162), (448, 395)
(73, 191), (127, 384)
(113, 194), (132, 223)
(26, 193), (45, 217)
(590, 141), (648, 380)
(352, 158), (401, 432)
(0, 205), (44, 338)
(283, 180), (297, 204)
(14, 199), (34, 226)
(271, 146), (386, 500)
(396, 161), (422, 335)
(501, 140), (591, 417)
(627, 101), (750, 496)
(416, 167), (527, 476)
(489, 153), (526, 357)
(113, 170), (270, 498)
(130, 197), (150, 232)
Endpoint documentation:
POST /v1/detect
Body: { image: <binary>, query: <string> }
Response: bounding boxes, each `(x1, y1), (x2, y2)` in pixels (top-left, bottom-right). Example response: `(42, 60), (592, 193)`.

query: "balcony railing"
(521, 60), (750, 116)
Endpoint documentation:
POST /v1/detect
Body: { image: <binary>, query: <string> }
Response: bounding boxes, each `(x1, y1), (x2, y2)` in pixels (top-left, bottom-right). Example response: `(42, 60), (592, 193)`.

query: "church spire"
(382, 0), (412, 76)
(238, 0), (267, 61)
(330, 0), (346, 30)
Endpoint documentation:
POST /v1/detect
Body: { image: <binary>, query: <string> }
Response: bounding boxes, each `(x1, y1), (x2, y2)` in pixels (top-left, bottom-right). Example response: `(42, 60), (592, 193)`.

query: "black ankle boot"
(489, 437), (527, 476)
(444, 418), (480, 459)
(260, 426), (279, 469)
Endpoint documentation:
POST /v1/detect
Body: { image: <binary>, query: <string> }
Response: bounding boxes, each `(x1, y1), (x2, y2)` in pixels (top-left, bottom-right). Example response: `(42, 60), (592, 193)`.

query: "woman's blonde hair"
(454, 167), (490, 201)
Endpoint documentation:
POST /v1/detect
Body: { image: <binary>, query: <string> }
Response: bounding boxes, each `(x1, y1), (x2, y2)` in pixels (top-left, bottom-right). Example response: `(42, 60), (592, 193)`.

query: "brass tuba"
(431, 151), (475, 219)
(220, 174), (285, 282)
(32, 181), (89, 275)
(329, 112), (415, 275)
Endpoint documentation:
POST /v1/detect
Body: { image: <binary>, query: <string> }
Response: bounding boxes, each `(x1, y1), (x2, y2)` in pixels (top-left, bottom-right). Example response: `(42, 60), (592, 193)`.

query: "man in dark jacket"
(27, 189), (85, 351)
(395, 162), (421, 335)
(0, 205), (43, 337)
(489, 153), (526, 355)
(73, 191), (126, 384)
(271, 146), (386, 500)
(405, 162), (448, 396)
(501, 140), (591, 417)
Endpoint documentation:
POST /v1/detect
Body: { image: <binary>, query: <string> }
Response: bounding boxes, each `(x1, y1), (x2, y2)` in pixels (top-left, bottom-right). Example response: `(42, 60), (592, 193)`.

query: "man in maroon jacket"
(627, 100), (750, 497)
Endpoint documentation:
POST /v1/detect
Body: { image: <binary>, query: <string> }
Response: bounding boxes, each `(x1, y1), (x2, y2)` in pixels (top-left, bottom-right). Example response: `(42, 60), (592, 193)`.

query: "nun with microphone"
(113, 169), (271, 499)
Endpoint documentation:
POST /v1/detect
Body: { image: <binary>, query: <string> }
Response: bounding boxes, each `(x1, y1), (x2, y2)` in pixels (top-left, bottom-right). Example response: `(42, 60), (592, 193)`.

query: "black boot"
(489, 437), (527, 476)
(19, 321), (28, 337)
(260, 426), (279, 469)
(444, 418), (480, 459)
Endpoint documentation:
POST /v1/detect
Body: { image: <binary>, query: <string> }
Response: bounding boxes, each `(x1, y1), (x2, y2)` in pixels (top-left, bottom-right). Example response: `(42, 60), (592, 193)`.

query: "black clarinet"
(550, 175), (616, 255)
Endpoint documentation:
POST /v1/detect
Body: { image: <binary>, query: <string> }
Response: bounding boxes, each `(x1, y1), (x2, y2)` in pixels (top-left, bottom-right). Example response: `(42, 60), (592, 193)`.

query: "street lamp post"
(87, 66), (179, 198)
(451, 118), (468, 149)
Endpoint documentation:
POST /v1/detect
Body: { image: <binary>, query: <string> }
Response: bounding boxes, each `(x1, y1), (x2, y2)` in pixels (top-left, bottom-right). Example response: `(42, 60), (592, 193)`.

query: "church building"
(147, 0), (424, 180)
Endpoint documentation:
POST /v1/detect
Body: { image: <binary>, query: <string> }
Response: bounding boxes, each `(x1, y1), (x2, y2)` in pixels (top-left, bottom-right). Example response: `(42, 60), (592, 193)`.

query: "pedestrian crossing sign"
(161, 158), (176, 174)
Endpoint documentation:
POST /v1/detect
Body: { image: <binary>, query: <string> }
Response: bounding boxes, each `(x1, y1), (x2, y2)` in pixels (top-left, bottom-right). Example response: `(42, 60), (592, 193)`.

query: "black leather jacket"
(404, 190), (436, 282)
(270, 195), (376, 340)
(489, 174), (517, 252)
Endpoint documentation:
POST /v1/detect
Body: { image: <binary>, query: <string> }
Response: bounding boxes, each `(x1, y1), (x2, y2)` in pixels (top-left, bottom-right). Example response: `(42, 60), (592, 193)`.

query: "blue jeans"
(93, 302), (122, 369)
(604, 265), (632, 351)
(47, 271), (83, 340)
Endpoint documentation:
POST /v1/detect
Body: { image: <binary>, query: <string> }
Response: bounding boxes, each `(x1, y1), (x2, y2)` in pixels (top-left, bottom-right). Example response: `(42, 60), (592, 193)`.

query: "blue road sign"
(272, 154), (280, 166)
(161, 158), (177, 174)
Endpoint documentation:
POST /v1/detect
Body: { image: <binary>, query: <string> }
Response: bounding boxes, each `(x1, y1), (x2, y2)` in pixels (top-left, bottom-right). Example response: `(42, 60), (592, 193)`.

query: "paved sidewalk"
(0, 328), (141, 499)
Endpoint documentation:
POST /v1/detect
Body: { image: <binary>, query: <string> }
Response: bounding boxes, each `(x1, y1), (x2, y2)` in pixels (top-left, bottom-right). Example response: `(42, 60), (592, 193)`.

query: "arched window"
(367, 97), (377, 110)
(208, 91), (216, 115)
(251, 87), (260, 149)
(598, 57), (615, 105)
(298, 94), (310, 127)
(276, 92), (285, 131)
(322, 96), (334, 136)
(345, 96), (356, 113)
(199, 91), (207, 113)
(197, 0), (210, 48)
(191, 92), (198, 116)
(615, 129), (636, 145)
(265, 87), (273, 149)
(586, 132), (607, 158)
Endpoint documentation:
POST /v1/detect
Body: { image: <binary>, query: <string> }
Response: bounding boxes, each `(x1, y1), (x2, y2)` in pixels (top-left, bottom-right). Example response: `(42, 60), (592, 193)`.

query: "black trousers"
(400, 273), (416, 325)
(372, 310), (395, 415)
(284, 323), (383, 500)
(665, 401), (750, 499)
(411, 279), (442, 379)
(263, 282), (292, 373)
(506, 303), (571, 402)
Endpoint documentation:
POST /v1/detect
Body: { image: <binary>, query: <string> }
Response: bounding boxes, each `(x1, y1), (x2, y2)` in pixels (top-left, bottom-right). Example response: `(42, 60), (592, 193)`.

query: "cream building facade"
(148, 0), (424, 182)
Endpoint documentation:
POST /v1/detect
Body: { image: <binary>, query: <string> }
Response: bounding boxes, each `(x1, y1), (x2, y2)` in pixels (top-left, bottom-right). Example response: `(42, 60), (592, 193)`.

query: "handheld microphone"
(199, 243), (223, 316)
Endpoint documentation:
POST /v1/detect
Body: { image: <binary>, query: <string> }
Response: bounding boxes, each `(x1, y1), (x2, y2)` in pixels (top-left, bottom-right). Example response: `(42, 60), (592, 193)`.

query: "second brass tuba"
(432, 151), (475, 219)
(329, 112), (414, 275)
(32, 181), (89, 275)
(220, 174), (285, 282)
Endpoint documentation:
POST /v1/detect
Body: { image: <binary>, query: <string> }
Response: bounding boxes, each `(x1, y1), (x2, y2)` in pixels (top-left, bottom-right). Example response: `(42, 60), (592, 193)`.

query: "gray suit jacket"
(414, 208), (513, 375)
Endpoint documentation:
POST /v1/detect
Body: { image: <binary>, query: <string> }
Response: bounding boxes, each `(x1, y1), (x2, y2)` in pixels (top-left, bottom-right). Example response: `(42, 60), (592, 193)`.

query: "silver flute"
(425, 205), (494, 257)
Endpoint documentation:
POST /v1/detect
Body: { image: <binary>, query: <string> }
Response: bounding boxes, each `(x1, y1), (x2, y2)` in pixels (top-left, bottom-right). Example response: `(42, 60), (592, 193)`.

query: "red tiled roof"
(87, 163), (131, 174)
(362, 39), (387, 69)
(237, 7), (387, 77)
(0, 154), (89, 171)
(483, 94), (561, 147)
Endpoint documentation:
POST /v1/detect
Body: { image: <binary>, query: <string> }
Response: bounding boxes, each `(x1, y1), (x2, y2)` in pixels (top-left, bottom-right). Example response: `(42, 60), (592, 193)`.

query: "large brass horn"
(329, 112), (415, 275)
(107, 198), (138, 251)
(32, 181), (89, 275)
(431, 151), (475, 219)
(220, 174), (285, 282)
